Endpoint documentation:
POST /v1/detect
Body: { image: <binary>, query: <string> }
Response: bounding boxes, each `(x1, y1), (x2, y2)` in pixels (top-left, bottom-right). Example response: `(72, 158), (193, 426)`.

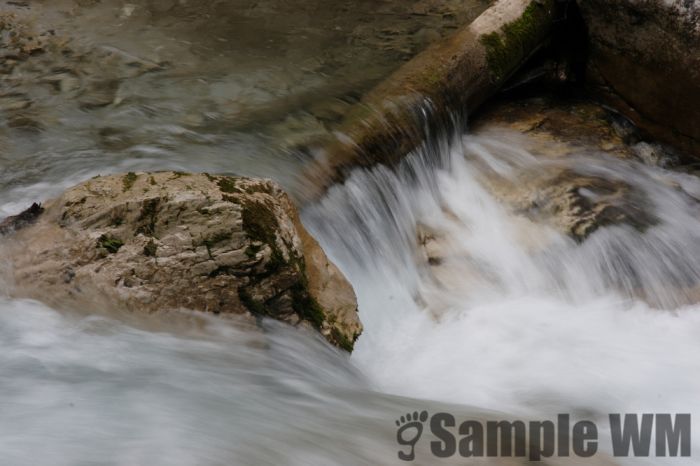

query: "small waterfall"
(306, 127), (700, 310)
(304, 126), (700, 461)
(2, 121), (700, 464)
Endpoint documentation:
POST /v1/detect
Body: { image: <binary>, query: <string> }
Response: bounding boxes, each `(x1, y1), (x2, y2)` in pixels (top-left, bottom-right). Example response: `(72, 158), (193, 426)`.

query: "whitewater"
(1, 124), (699, 464)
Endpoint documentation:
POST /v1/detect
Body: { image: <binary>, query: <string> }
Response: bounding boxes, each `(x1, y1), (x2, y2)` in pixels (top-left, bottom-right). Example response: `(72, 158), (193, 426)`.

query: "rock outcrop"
(472, 96), (661, 241)
(0, 172), (362, 351)
(578, 0), (700, 157)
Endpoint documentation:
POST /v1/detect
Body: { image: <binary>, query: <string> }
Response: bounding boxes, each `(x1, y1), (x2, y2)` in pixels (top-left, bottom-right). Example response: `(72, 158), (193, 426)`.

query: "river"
(1, 1), (699, 465)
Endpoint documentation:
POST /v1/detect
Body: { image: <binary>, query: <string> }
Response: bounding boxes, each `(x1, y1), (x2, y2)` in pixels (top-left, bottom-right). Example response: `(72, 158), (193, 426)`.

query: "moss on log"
(303, 0), (558, 197)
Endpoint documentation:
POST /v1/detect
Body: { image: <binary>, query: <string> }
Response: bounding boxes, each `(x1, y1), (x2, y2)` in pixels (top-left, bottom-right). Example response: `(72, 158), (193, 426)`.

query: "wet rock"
(78, 79), (120, 109)
(41, 71), (81, 94)
(631, 142), (681, 169)
(7, 114), (43, 132)
(0, 203), (44, 235)
(0, 172), (362, 351)
(474, 96), (632, 156)
(472, 96), (660, 241)
(578, 0), (700, 157)
(508, 171), (657, 242)
(0, 93), (32, 112)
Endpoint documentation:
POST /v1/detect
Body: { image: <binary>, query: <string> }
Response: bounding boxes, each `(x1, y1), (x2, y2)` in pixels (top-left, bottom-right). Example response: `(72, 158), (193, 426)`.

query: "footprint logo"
(396, 410), (429, 461)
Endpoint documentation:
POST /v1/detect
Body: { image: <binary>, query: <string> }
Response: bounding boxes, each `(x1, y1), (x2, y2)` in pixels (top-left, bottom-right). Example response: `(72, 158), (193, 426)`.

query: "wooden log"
(302, 0), (560, 197)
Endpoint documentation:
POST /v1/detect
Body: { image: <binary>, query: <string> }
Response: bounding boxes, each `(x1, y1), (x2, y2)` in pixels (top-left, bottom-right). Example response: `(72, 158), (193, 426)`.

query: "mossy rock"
(4, 171), (362, 352)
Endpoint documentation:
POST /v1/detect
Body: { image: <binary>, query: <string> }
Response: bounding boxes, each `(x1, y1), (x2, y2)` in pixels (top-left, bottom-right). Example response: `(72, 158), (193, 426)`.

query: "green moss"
(241, 200), (279, 246)
(202, 231), (231, 259)
(480, 31), (507, 76)
(330, 328), (355, 353)
(241, 199), (287, 274)
(217, 177), (239, 193)
(135, 198), (159, 236)
(265, 248), (287, 274)
(244, 243), (261, 258)
(290, 282), (325, 329)
(480, 0), (553, 81)
(290, 255), (358, 351)
(122, 172), (138, 192)
(237, 288), (272, 316)
(143, 239), (158, 257)
(415, 66), (448, 90)
(236, 200), (353, 348)
(243, 183), (273, 195)
(97, 234), (124, 253)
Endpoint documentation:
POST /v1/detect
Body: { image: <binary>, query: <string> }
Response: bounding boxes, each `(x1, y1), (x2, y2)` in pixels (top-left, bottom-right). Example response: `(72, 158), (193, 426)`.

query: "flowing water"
(2, 2), (700, 465)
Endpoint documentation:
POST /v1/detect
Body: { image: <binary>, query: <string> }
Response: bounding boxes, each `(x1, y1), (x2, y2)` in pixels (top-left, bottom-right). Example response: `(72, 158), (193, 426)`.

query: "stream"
(1, 1), (700, 465)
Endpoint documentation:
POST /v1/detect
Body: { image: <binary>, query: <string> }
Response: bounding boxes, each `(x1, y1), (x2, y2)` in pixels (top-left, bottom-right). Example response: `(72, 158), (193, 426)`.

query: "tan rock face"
(1, 172), (361, 351)
(578, 0), (700, 157)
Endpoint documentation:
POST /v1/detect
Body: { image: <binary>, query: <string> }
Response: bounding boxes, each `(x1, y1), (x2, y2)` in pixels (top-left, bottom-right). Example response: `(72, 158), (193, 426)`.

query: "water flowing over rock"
(578, 0), (700, 157)
(304, 0), (560, 196)
(0, 172), (362, 351)
(415, 96), (668, 287)
(471, 96), (665, 241)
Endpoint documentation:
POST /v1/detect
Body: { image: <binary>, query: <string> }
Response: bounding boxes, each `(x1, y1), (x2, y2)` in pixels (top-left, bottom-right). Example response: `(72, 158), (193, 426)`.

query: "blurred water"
(1, 0), (489, 192)
(305, 128), (700, 464)
(3, 123), (700, 464)
(2, 1), (700, 465)
(0, 298), (398, 466)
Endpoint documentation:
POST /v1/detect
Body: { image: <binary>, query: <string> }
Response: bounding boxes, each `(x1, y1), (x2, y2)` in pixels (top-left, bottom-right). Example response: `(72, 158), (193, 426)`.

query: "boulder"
(0, 172), (362, 351)
(578, 0), (700, 157)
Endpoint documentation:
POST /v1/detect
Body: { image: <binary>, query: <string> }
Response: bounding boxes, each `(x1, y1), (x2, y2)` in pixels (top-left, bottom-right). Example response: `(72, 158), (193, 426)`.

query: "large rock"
(0, 172), (362, 351)
(578, 0), (700, 157)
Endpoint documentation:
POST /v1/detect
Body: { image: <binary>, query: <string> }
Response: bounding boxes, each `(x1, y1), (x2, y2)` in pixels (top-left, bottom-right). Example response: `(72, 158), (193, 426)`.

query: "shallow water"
(2, 1), (700, 465)
(1, 0), (489, 193)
